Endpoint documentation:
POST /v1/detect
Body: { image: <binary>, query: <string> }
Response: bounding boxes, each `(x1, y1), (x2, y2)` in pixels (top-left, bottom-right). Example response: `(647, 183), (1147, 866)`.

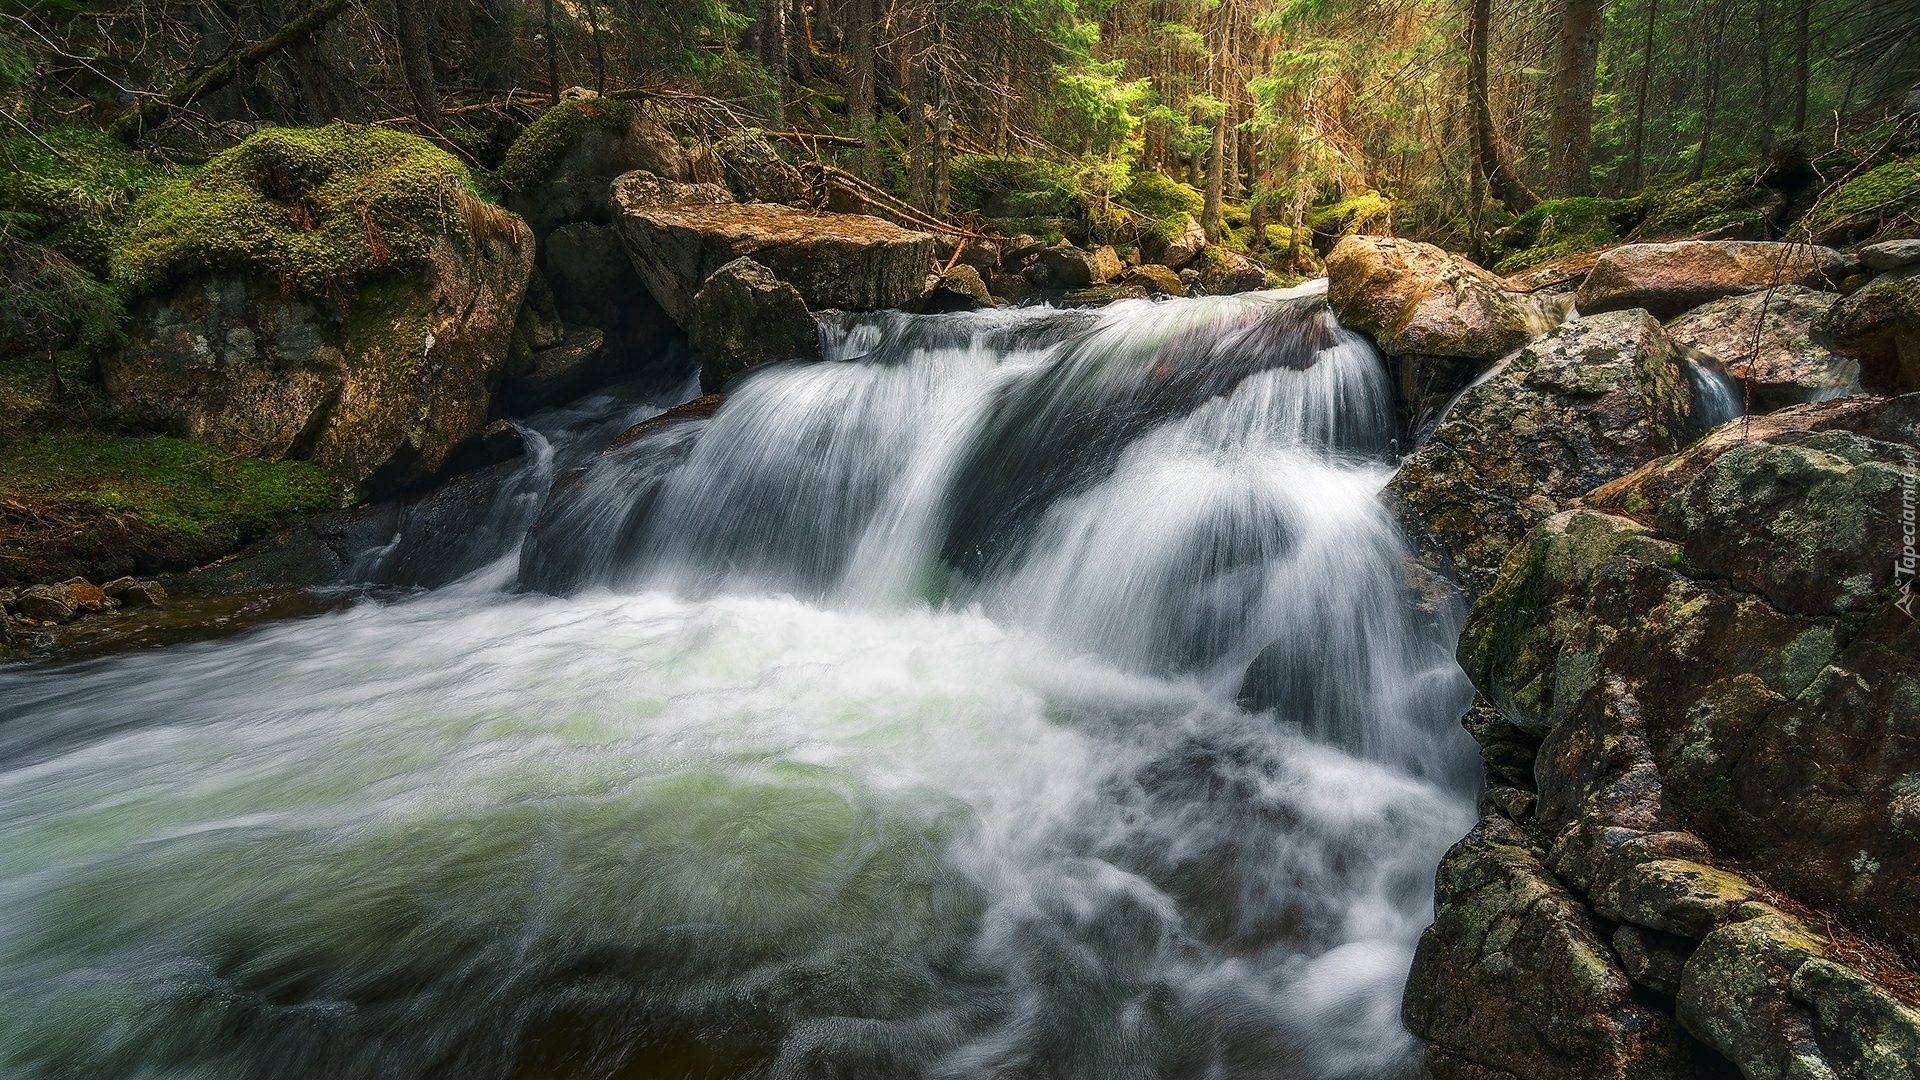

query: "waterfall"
(0, 286), (1479, 1080)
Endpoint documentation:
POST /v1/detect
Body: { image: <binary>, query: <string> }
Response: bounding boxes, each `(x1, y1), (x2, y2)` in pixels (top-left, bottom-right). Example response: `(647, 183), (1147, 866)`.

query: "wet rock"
(64, 580), (111, 613)
(1819, 266), (1920, 394)
(1036, 244), (1123, 288)
(102, 576), (167, 606)
(106, 233), (534, 500)
(1403, 815), (1692, 1080)
(1575, 241), (1847, 321)
(17, 584), (78, 623)
(501, 324), (612, 414)
(1178, 267), (1204, 294)
(612, 170), (940, 330)
(987, 271), (1036, 305)
(1385, 309), (1692, 600)
(1194, 247), (1271, 295)
(1662, 286), (1860, 410)
(1327, 235), (1535, 360)
(1143, 214), (1207, 269)
(1859, 239), (1920, 272)
(1120, 264), (1186, 297)
(687, 257), (821, 393)
(923, 265), (994, 312)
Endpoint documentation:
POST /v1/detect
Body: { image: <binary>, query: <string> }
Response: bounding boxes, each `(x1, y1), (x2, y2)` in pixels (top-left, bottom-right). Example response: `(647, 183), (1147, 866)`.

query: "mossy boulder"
(1141, 212), (1206, 269)
(1384, 308), (1693, 600)
(1575, 240), (1846, 321)
(1806, 155), (1920, 247)
(499, 96), (696, 237)
(1632, 167), (1776, 240)
(1489, 197), (1626, 273)
(1820, 266), (1920, 394)
(1305, 191), (1392, 254)
(102, 125), (535, 499)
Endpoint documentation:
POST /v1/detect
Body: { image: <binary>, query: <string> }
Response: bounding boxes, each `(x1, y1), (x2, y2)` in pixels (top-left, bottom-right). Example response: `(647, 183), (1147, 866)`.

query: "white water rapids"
(0, 285), (1480, 1079)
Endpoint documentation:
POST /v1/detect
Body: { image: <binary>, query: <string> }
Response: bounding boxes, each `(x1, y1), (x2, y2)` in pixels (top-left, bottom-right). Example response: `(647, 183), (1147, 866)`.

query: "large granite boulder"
(1663, 286), (1860, 410)
(1385, 308), (1693, 600)
(1403, 815), (1692, 1080)
(103, 127), (535, 499)
(611, 170), (940, 330)
(500, 96), (698, 238)
(1575, 241), (1847, 321)
(1036, 243), (1123, 288)
(1819, 266), (1920, 394)
(1327, 235), (1535, 359)
(687, 257), (821, 392)
(1143, 213), (1206, 270)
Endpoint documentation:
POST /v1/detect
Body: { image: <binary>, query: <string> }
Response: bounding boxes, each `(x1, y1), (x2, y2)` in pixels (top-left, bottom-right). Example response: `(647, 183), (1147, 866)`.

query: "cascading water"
(0, 285), (1479, 1079)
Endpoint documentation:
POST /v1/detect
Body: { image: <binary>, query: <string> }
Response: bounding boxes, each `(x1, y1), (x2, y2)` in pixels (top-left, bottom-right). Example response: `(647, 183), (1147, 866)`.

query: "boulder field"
(1350, 230), (1920, 1079)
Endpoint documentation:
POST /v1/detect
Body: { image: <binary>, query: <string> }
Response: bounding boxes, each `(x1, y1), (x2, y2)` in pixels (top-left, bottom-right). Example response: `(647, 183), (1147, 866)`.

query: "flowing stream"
(0, 285), (1479, 1080)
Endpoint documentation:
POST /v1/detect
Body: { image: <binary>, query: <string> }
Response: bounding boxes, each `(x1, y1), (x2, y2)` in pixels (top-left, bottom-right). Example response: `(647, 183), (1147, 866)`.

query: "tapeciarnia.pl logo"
(1899, 449), (1917, 619)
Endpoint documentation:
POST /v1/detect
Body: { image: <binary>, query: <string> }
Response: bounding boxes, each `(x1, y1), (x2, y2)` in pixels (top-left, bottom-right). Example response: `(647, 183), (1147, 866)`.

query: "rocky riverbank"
(1359, 232), (1920, 1079)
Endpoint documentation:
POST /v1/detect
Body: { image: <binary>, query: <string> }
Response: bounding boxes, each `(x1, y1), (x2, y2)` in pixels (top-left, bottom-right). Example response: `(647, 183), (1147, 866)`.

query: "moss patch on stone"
(1490, 196), (1623, 272)
(1307, 191), (1392, 238)
(0, 432), (338, 585)
(1806, 155), (1920, 244)
(113, 124), (498, 300)
(497, 97), (636, 193)
(1634, 167), (1767, 238)
(0, 126), (165, 275)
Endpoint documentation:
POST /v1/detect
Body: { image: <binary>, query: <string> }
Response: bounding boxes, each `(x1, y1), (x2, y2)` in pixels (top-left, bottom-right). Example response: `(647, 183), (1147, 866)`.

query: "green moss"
(0, 433), (338, 584)
(1805, 155), (1920, 243)
(1634, 166), (1766, 238)
(1121, 171), (1202, 219)
(0, 126), (164, 275)
(497, 97), (635, 194)
(1306, 191), (1392, 238)
(1489, 196), (1623, 272)
(113, 124), (506, 301)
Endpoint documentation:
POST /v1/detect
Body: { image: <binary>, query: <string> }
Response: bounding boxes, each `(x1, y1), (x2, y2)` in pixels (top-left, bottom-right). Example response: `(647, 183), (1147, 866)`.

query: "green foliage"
(950, 154), (1082, 217)
(497, 97), (635, 193)
(0, 235), (123, 355)
(1488, 196), (1624, 272)
(0, 126), (163, 274)
(17, 434), (335, 539)
(114, 124), (505, 300)
(1633, 167), (1767, 238)
(1121, 170), (1203, 218)
(1041, 59), (1148, 158)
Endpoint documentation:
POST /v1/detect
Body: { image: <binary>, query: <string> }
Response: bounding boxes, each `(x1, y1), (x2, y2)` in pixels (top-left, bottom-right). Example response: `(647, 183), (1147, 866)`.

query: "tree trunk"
(1756, 0), (1775, 154)
(1692, 7), (1728, 180)
(848, 0), (876, 167)
(791, 0), (814, 82)
(1201, 0), (1231, 241)
(1547, 0), (1602, 195)
(1627, 0), (1658, 187)
(542, 0), (560, 104)
(1468, 0), (1540, 212)
(1792, 0), (1810, 132)
(931, 1), (951, 215)
(760, 0), (788, 126)
(583, 0), (606, 94)
(906, 4), (930, 211)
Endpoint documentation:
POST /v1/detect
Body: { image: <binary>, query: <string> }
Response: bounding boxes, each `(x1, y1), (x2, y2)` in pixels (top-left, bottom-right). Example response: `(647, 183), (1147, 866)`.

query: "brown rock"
(1036, 244), (1123, 288)
(1194, 247), (1271, 295)
(612, 171), (940, 330)
(1120, 264), (1186, 297)
(1818, 266), (1920, 394)
(924, 265), (995, 312)
(1575, 241), (1847, 321)
(1143, 214), (1207, 269)
(688, 257), (821, 392)
(1328, 235), (1536, 359)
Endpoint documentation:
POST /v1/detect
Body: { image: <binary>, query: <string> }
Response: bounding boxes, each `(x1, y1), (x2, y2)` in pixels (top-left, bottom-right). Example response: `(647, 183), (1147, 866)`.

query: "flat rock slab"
(1575, 240), (1846, 321)
(612, 170), (940, 328)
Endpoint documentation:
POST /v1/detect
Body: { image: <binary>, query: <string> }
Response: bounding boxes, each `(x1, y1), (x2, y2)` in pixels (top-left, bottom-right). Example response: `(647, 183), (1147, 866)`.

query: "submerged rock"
(611, 169), (940, 330)
(1385, 308), (1693, 600)
(1662, 286), (1860, 410)
(1327, 235), (1535, 359)
(687, 257), (821, 392)
(1575, 240), (1846, 321)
